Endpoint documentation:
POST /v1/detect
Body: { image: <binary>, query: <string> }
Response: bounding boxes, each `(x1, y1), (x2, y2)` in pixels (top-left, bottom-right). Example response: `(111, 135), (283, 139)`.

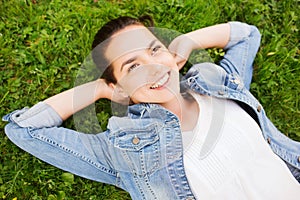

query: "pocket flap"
(111, 123), (160, 151)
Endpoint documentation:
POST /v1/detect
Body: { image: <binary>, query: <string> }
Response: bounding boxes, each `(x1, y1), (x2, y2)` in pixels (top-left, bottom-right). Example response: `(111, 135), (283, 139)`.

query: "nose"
(140, 56), (164, 76)
(152, 64), (164, 76)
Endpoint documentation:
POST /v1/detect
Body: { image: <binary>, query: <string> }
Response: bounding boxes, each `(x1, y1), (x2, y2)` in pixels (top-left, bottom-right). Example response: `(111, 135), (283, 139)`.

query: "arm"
(219, 22), (261, 89)
(2, 81), (120, 185)
(44, 79), (111, 121)
(168, 23), (230, 69)
(184, 23), (230, 49)
(169, 22), (261, 89)
(2, 78), (128, 129)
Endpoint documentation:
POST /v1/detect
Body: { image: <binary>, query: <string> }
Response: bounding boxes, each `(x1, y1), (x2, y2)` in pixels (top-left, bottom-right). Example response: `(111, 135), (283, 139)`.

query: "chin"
(131, 85), (180, 104)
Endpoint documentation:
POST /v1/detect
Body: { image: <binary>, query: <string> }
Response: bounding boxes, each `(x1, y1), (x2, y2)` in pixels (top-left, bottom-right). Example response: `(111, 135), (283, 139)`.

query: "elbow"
(250, 25), (261, 44)
(4, 122), (32, 145)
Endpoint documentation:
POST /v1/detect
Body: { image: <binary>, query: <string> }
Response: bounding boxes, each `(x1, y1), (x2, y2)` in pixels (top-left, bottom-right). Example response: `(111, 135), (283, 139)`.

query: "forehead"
(104, 25), (158, 64)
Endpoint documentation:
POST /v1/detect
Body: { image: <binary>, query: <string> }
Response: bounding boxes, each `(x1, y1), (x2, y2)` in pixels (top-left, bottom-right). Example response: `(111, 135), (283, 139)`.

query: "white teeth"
(150, 73), (169, 89)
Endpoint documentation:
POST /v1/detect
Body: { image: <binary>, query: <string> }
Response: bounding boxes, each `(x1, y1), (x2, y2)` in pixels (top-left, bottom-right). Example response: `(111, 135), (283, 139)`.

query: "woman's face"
(105, 25), (180, 104)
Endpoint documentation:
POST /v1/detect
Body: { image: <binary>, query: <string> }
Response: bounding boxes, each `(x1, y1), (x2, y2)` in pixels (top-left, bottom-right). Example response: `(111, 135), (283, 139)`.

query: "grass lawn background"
(0, 0), (299, 199)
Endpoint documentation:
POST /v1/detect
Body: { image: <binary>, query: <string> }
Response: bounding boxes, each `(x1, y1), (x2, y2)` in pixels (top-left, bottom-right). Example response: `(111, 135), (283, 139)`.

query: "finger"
(172, 55), (186, 70)
(177, 59), (187, 70)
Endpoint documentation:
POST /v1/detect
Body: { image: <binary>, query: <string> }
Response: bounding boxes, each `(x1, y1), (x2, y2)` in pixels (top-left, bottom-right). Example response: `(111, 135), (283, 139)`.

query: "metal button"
(132, 136), (140, 145)
(231, 78), (240, 85)
(257, 105), (262, 112)
(267, 137), (271, 144)
(233, 78), (240, 85)
(218, 91), (225, 95)
(185, 197), (194, 200)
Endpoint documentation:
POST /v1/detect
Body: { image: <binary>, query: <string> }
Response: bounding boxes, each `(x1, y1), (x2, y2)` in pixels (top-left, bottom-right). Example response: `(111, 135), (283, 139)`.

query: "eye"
(151, 45), (162, 56)
(128, 63), (140, 72)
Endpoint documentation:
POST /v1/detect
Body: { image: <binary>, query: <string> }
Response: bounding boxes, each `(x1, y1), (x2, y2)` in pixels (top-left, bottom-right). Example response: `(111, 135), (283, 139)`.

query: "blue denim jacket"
(3, 22), (300, 200)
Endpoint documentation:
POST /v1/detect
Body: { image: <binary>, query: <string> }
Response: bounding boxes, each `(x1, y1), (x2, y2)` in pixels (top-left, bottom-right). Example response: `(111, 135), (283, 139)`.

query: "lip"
(150, 71), (171, 90)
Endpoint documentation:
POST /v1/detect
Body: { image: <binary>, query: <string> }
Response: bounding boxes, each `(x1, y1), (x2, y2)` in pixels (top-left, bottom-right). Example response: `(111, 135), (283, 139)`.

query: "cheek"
(129, 90), (156, 104)
(118, 72), (150, 96)
(159, 52), (178, 70)
(129, 87), (152, 104)
(124, 83), (148, 97)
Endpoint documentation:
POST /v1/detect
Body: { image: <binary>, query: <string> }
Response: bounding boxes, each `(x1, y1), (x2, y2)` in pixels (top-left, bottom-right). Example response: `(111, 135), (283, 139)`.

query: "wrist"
(95, 79), (111, 100)
(185, 31), (204, 50)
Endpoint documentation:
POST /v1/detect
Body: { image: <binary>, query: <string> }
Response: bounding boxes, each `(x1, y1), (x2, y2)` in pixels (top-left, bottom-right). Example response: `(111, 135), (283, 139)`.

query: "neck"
(160, 93), (199, 130)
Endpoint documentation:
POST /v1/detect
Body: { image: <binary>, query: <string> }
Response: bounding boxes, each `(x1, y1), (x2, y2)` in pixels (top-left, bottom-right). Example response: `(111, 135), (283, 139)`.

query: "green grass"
(0, 0), (299, 199)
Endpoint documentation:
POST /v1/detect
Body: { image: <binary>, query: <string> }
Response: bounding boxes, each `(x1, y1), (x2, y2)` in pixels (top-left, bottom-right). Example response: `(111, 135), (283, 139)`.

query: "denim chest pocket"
(113, 126), (159, 151)
(110, 123), (161, 176)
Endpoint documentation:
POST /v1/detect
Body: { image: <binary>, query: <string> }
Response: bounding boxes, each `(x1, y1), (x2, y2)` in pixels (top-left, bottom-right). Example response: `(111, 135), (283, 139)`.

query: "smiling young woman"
(3, 16), (300, 200)
(105, 25), (181, 105)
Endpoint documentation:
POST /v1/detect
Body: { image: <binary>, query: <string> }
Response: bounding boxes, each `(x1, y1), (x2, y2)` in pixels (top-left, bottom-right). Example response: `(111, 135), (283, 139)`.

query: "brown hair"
(91, 16), (154, 84)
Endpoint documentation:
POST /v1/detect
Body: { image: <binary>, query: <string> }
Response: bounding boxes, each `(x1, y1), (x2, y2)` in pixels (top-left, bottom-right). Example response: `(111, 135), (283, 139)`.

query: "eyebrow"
(120, 39), (158, 72)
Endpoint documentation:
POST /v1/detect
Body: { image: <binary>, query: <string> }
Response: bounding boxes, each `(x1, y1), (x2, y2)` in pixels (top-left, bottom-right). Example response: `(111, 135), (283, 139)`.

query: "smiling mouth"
(150, 71), (170, 89)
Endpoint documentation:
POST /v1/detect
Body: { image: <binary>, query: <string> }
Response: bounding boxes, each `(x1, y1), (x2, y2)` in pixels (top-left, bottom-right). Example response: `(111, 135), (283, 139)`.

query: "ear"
(108, 82), (116, 90)
(109, 83), (129, 99)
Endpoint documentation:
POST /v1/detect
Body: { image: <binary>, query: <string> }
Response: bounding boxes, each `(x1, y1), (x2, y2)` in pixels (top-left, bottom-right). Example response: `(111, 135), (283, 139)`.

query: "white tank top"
(182, 93), (300, 199)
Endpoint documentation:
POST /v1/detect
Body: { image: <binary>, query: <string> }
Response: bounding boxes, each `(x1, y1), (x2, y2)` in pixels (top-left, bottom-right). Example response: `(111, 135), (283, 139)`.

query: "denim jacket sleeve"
(2, 102), (119, 186)
(2, 102), (63, 128)
(219, 21), (261, 90)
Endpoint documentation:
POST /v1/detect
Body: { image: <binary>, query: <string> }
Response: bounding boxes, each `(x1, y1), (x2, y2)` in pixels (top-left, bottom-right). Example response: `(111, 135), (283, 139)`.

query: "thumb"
(173, 54), (187, 70)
